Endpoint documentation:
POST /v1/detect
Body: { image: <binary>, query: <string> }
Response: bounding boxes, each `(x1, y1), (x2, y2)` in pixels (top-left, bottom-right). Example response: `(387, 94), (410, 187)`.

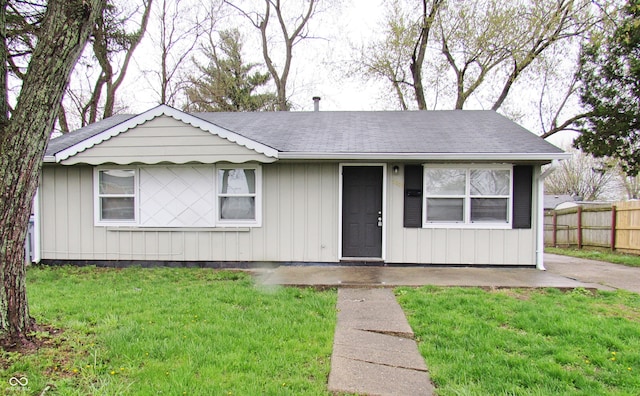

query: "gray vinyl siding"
(40, 163), (339, 262)
(40, 162), (538, 265)
(384, 165), (537, 265)
(60, 116), (275, 165)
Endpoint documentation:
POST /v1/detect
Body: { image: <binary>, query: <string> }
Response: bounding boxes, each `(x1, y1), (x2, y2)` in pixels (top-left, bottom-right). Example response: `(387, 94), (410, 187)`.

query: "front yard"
(2, 266), (639, 395)
(2, 267), (336, 395)
(397, 286), (640, 395)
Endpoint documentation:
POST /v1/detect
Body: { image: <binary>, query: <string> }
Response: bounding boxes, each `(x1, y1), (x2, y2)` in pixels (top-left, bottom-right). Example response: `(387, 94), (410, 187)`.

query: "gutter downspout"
(536, 160), (559, 270)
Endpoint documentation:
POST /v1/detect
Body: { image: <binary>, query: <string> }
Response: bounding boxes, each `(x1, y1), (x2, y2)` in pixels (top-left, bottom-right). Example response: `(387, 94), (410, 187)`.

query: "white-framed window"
(95, 168), (138, 224)
(216, 166), (261, 226)
(423, 164), (512, 227)
(94, 165), (262, 227)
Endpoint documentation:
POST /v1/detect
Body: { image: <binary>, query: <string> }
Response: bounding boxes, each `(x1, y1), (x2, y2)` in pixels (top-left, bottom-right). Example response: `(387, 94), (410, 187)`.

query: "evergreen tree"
(185, 29), (277, 112)
(576, 0), (640, 176)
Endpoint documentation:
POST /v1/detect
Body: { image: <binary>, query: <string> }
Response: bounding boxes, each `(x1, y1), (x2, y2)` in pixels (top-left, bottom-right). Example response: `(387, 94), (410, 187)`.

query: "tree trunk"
(0, 0), (7, 127)
(410, 0), (442, 111)
(0, 0), (104, 348)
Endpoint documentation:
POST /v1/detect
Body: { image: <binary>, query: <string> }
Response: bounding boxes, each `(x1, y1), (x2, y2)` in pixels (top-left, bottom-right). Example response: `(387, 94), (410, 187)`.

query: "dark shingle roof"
(46, 109), (564, 158)
(197, 111), (562, 154)
(46, 114), (136, 156)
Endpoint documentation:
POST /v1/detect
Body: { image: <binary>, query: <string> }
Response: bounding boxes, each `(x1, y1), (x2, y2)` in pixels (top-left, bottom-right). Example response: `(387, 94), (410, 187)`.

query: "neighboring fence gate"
(544, 200), (640, 255)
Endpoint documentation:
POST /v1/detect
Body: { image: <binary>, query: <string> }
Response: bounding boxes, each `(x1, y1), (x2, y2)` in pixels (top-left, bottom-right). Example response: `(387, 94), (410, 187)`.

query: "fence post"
(611, 205), (617, 252)
(552, 211), (557, 247)
(577, 206), (583, 249)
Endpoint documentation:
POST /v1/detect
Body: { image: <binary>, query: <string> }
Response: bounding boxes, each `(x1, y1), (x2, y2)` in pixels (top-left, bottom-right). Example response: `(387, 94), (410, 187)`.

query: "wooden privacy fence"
(544, 200), (640, 255)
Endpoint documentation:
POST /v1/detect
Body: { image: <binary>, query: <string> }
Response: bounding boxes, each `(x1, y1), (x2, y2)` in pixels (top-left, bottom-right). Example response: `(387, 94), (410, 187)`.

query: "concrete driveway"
(544, 253), (640, 294)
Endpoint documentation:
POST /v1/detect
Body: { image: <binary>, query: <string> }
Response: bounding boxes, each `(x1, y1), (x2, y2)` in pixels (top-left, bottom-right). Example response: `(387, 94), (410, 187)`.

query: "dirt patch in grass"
(491, 288), (534, 301)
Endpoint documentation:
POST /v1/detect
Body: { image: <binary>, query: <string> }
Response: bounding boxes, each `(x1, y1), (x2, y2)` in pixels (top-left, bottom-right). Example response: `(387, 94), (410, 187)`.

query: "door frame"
(338, 163), (387, 261)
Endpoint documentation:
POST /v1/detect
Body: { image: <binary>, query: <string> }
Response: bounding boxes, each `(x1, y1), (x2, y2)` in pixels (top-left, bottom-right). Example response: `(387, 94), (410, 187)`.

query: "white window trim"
(94, 164), (262, 228)
(94, 167), (139, 226)
(422, 164), (513, 229)
(215, 164), (262, 227)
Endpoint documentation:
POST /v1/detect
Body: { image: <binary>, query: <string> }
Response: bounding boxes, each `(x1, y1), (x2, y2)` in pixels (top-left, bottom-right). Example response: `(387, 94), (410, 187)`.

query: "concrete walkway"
(253, 256), (639, 395)
(544, 253), (640, 293)
(328, 288), (434, 396)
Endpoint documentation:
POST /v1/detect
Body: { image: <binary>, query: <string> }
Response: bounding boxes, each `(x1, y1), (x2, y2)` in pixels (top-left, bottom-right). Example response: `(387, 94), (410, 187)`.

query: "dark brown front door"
(342, 166), (383, 258)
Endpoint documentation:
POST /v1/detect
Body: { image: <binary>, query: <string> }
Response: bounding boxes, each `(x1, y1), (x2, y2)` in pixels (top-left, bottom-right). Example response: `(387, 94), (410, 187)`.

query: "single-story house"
(34, 104), (567, 269)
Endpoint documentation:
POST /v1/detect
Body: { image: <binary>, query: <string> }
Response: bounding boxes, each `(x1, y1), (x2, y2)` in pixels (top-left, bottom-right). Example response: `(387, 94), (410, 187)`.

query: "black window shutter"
(512, 165), (533, 229)
(404, 165), (423, 228)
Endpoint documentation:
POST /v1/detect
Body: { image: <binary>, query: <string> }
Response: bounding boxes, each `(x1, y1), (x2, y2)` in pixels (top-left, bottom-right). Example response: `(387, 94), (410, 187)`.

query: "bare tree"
(0, 0), (105, 347)
(619, 173), (639, 200)
(435, 0), (597, 111)
(147, 0), (208, 106)
(544, 148), (619, 201)
(353, 0), (443, 110)
(353, 0), (606, 140)
(353, 1), (414, 110)
(225, 0), (321, 111)
(437, 1), (517, 109)
(61, 0), (153, 130)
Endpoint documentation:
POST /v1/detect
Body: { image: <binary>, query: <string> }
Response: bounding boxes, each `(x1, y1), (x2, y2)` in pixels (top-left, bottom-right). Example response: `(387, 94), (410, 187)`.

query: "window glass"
(99, 170), (135, 194)
(218, 168), (257, 221)
(470, 169), (509, 196)
(426, 198), (464, 222)
(101, 197), (135, 220)
(470, 198), (508, 222)
(218, 169), (255, 194)
(425, 169), (465, 195)
(98, 169), (135, 222)
(220, 197), (256, 220)
(100, 170), (135, 194)
(423, 166), (511, 225)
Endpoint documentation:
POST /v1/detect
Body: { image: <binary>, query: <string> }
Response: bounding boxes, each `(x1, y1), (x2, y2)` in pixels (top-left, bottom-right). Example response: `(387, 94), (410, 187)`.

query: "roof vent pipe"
(312, 96), (321, 112)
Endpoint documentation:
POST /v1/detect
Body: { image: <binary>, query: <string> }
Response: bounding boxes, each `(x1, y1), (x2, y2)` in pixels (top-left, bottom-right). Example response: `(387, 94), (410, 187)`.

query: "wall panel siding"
(40, 163), (340, 263)
(385, 166), (537, 265)
(54, 167), (69, 259)
(62, 116), (275, 165)
(40, 162), (536, 265)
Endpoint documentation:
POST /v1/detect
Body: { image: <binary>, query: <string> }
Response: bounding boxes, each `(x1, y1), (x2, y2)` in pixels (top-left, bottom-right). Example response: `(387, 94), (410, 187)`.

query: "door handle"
(377, 211), (382, 227)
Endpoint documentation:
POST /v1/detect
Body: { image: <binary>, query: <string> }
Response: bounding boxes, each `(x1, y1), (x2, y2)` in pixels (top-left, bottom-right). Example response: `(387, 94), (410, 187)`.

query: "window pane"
(220, 197), (255, 220)
(218, 169), (255, 194)
(425, 169), (466, 195)
(470, 169), (509, 196)
(471, 198), (508, 222)
(426, 198), (464, 222)
(100, 170), (135, 194)
(101, 197), (135, 220)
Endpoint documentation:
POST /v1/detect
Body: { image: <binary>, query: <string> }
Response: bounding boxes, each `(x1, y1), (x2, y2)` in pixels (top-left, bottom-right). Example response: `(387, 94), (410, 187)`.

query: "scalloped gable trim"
(53, 104), (279, 163)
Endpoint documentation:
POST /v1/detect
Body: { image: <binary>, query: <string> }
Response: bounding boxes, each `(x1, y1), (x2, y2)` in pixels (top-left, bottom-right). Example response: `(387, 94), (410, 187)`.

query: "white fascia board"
(278, 152), (571, 161)
(53, 104), (278, 163)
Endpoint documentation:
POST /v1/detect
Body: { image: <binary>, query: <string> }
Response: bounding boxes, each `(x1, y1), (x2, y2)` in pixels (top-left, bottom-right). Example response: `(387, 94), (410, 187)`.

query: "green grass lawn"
(1, 266), (336, 395)
(6, 267), (640, 395)
(397, 286), (640, 395)
(546, 247), (640, 267)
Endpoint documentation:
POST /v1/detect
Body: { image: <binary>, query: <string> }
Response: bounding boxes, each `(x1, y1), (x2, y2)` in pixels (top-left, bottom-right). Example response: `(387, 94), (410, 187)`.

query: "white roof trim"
(278, 152), (571, 161)
(53, 104), (279, 163)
